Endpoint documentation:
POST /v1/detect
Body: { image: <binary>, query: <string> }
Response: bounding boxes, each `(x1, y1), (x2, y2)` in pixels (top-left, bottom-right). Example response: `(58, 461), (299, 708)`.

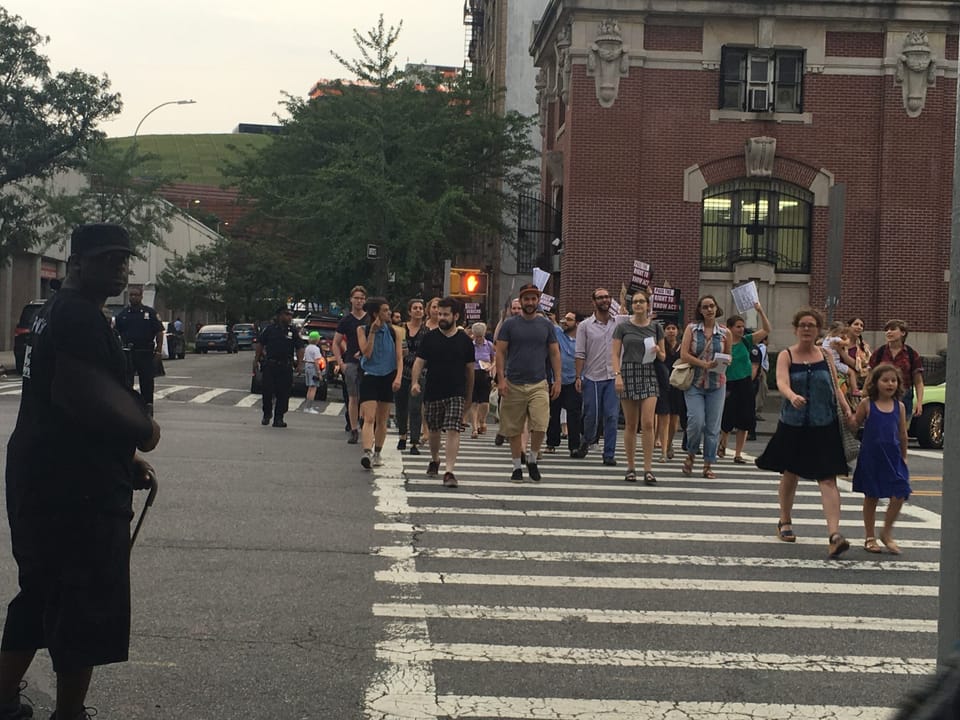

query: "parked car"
(163, 321), (186, 360)
(233, 323), (257, 350)
(13, 300), (45, 374)
(911, 382), (944, 450)
(195, 324), (238, 353)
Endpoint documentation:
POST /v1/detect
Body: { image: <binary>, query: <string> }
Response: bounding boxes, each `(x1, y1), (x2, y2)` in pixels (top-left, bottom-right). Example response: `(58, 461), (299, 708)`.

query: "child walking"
(848, 363), (911, 554)
(302, 331), (324, 414)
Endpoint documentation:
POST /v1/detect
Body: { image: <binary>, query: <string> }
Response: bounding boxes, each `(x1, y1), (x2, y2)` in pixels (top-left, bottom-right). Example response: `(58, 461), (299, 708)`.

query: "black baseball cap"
(70, 223), (132, 257)
(518, 283), (542, 298)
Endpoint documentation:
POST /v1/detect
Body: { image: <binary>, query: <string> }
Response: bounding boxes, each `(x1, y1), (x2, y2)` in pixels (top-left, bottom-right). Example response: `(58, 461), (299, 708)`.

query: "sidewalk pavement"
(0, 351), (14, 376)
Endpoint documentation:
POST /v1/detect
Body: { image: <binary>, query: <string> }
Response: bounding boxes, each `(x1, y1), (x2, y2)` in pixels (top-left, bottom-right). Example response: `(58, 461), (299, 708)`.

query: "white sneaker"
(361, 450), (373, 469)
(372, 452), (383, 467)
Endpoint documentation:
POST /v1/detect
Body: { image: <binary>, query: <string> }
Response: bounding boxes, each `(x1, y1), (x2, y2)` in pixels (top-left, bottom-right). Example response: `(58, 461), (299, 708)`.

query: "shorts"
(472, 369), (492, 403)
(424, 396), (466, 432)
(342, 362), (362, 397)
(621, 362), (660, 401)
(305, 365), (320, 388)
(1, 512), (131, 672)
(498, 380), (550, 437)
(359, 370), (396, 404)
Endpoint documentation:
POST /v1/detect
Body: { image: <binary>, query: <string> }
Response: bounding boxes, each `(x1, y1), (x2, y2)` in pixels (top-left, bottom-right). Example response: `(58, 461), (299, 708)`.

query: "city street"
(0, 351), (946, 719)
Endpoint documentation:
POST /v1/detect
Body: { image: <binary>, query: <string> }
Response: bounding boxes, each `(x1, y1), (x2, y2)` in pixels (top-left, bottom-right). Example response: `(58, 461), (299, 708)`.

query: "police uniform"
(114, 299), (163, 408)
(257, 317), (304, 426)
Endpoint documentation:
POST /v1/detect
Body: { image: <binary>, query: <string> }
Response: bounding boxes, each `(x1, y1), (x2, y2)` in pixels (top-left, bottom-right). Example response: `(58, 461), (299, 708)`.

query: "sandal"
(717, 444), (726, 458)
(667, 448), (674, 460)
(702, 467), (716, 479)
(681, 454), (694, 476)
(733, 456), (746, 465)
(864, 537), (882, 554)
(624, 470), (637, 483)
(828, 532), (850, 559)
(777, 520), (796, 543)
(471, 430), (479, 439)
(880, 533), (902, 555)
(644, 472), (657, 486)
(478, 425), (486, 434)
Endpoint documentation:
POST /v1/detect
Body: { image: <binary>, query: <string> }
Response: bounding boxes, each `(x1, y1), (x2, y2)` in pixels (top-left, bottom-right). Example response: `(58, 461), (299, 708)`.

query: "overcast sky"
(7, 1), (467, 137)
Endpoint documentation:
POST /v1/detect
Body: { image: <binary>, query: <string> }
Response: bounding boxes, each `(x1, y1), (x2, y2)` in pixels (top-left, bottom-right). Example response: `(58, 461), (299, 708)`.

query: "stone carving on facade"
(586, 18), (630, 108)
(535, 68), (547, 136)
(896, 31), (937, 118)
(555, 24), (572, 105)
(745, 137), (777, 177)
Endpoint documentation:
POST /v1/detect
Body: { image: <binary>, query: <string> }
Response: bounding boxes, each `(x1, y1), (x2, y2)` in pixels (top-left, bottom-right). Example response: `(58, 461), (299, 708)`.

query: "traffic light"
(449, 269), (488, 297)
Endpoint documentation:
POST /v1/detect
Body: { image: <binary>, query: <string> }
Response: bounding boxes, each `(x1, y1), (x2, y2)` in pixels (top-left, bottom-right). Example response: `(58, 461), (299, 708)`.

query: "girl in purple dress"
(849, 363), (911, 554)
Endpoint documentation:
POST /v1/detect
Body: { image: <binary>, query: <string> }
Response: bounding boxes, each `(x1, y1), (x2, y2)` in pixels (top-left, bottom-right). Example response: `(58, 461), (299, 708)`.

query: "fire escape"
(463, 1), (484, 71)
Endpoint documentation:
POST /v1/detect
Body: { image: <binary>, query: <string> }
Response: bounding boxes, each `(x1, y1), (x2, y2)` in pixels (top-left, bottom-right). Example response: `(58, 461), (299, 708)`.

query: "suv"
(13, 300), (46, 374)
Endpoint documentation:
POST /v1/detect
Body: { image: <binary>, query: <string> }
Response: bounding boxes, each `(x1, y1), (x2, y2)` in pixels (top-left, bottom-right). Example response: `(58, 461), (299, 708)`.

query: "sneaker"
(372, 452), (383, 467)
(570, 443), (588, 459)
(527, 462), (541, 482)
(443, 472), (458, 488)
(409, 444), (421, 455)
(397, 438), (407, 451)
(272, 419), (287, 428)
(261, 415), (271, 426)
(0, 685), (33, 720)
(602, 457), (617, 467)
(510, 467), (524, 483)
(304, 407), (320, 414)
(348, 429), (359, 444)
(494, 434), (505, 446)
(426, 460), (440, 477)
(361, 450), (373, 469)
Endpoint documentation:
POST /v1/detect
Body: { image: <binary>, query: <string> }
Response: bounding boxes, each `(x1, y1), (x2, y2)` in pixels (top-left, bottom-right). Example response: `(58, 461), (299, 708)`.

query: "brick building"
(530, 0), (960, 351)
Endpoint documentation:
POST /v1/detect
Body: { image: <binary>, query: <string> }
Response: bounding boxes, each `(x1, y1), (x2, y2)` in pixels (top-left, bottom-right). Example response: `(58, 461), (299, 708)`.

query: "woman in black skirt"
(655, 321), (685, 461)
(756, 307), (856, 558)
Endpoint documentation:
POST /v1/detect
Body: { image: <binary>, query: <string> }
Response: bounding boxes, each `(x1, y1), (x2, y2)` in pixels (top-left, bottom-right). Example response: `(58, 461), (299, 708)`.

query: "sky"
(6, 0), (467, 137)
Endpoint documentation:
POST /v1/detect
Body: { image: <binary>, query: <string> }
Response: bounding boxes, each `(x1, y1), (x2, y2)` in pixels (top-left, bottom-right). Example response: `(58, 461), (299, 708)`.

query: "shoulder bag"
(669, 362), (694, 390)
(821, 348), (859, 462)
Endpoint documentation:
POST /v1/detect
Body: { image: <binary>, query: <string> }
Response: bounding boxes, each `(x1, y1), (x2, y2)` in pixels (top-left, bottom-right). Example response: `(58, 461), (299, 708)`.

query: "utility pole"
(939, 65), (960, 665)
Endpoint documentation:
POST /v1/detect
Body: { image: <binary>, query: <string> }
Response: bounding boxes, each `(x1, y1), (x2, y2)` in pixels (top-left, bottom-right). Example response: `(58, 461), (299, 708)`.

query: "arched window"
(701, 179), (812, 272)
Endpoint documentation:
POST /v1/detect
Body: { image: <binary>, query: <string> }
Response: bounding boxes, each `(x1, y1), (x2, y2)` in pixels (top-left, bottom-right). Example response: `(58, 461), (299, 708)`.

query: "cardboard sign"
(651, 287), (680, 313)
(628, 260), (652, 293)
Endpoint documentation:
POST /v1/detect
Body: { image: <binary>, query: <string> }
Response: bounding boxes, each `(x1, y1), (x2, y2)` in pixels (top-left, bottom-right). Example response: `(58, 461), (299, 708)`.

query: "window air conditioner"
(749, 88), (770, 112)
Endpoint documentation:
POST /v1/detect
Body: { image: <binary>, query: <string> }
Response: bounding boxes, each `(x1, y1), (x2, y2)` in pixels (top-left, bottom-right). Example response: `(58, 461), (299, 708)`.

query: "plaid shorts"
(423, 396), (466, 433)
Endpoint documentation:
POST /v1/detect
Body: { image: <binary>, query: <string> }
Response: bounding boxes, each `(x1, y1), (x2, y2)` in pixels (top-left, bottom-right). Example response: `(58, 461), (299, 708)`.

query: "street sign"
(366, 244), (379, 260)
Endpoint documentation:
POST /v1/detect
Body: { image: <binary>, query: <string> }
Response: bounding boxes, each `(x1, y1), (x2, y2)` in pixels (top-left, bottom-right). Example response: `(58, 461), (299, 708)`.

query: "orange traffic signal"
(464, 273), (480, 294)
(449, 269), (488, 296)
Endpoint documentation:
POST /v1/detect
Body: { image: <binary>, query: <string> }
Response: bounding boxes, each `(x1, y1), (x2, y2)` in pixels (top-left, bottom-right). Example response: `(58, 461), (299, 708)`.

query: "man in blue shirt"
(547, 311), (584, 457)
(114, 287), (164, 415)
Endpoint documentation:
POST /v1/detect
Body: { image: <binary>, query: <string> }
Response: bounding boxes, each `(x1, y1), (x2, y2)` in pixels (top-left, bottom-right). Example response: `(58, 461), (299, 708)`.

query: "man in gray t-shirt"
(495, 284), (561, 483)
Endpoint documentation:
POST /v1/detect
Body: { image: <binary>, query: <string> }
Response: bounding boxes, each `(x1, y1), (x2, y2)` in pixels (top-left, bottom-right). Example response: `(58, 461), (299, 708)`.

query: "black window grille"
(720, 46), (805, 113)
(701, 179), (812, 273)
(516, 192), (560, 274)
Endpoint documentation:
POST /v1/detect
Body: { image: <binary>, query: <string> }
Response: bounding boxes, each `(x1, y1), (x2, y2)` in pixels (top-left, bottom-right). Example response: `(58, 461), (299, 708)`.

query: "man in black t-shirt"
(0, 224), (161, 720)
(411, 297), (475, 488)
(253, 306), (305, 428)
(333, 285), (368, 443)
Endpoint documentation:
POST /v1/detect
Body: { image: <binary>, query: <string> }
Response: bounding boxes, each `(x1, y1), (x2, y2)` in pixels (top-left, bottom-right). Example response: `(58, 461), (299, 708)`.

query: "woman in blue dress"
(849, 363), (911, 554)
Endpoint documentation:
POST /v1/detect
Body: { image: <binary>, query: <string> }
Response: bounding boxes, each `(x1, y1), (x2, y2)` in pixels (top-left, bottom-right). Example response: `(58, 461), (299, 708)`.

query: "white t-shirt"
(304, 343), (322, 371)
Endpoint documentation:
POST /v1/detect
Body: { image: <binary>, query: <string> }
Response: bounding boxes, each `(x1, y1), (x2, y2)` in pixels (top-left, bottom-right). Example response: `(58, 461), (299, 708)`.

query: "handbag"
(821, 349), (859, 462)
(669, 362), (694, 391)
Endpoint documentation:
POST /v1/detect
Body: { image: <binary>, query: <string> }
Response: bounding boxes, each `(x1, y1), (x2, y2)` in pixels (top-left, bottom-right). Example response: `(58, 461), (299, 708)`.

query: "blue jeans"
(684, 385), (725, 463)
(582, 378), (619, 459)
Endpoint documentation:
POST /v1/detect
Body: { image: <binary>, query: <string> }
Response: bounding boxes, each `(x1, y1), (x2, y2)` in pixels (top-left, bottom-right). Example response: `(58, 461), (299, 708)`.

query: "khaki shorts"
(498, 380), (549, 437)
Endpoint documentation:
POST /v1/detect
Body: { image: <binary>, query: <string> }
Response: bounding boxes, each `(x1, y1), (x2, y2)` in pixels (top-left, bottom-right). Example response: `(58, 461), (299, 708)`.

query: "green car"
(912, 383), (944, 450)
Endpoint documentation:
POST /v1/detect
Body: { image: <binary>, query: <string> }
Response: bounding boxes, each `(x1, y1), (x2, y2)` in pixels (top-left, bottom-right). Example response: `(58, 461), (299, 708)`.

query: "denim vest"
(780, 354), (837, 427)
(690, 323), (726, 390)
(360, 323), (397, 376)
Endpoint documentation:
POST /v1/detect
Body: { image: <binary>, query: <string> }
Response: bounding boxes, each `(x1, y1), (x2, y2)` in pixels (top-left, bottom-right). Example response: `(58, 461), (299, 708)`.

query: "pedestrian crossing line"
(423, 695), (895, 719)
(372, 546), (939, 573)
(323, 401), (344, 416)
(189, 388), (231, 404)
(910, 448), (944, 459)
(376, 638), (936, 675)
(383, 504), (938, 530)
(153, 385), (193, 399)
(375, 569), (939, 596)
(235, 393), (261, 407)
(374, 522), (943, 549)
(372, 602), (936, 633)
(0, 387), (22, 396)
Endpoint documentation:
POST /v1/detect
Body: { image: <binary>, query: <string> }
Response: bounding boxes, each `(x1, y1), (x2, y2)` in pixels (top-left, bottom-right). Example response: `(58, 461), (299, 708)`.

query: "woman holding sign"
(719, 302), (771, 463)
(680, 295), (732, 478)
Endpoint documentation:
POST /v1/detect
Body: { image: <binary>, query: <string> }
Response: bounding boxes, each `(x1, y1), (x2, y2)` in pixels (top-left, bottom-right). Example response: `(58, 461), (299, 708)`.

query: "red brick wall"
(552, 58), (954, 332)
(644, 25), (703, 52)
(947, 34), (958, 61)
(825, 31), (884, 57)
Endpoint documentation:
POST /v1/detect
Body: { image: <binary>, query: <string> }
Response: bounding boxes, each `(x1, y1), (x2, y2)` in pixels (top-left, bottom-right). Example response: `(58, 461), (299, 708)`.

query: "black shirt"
(336, 313), (367, 364)
(7, 289), (149, 517)
(114, 303), (163, 349)
(416, 329), (475, 401)
(257, 322), (304, 361)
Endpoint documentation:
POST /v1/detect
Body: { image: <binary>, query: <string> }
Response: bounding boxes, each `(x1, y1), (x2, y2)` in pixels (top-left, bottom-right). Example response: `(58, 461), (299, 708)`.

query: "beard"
(439, 319), (454, 331)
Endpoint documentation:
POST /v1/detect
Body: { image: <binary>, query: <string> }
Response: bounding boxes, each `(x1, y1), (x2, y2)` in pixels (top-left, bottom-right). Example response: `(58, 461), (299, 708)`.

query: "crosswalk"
(365, 434), (941, 719)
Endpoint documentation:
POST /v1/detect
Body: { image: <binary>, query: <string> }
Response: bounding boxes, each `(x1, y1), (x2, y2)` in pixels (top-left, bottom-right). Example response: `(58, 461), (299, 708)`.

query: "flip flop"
(880, 533), (902, 555)
(864, 537), (882, 554)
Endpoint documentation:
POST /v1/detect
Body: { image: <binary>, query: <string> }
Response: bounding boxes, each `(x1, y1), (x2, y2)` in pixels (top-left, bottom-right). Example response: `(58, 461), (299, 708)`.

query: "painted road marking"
(153, 385), (192, 399)
(189, 388), (231, 404)
(235, 393), (261, 407)
(323, 401), (345, 415)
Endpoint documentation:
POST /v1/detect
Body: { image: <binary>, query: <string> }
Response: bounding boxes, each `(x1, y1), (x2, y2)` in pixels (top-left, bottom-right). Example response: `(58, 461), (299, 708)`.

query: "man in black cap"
(114, 286), (164, 415)
(0, 223), (161, 720)
(253, 306), (305, 427)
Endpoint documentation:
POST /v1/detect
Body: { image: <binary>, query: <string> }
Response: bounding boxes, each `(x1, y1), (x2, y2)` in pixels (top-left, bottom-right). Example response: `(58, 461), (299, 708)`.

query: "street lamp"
(133, 99), (197, 138)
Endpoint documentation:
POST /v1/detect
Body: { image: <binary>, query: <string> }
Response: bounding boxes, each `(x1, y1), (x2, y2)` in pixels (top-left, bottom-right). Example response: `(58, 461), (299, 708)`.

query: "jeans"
(547, 382), (583, 451)
(394, 376), (422, 445)
(582, 378), (619, 459)
(684, 385), (725, 463)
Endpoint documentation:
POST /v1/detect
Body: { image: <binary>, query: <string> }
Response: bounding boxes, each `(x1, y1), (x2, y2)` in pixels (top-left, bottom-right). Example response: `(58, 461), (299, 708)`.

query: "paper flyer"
(730, 281), (759, 314)
(532, 267), (551, 291)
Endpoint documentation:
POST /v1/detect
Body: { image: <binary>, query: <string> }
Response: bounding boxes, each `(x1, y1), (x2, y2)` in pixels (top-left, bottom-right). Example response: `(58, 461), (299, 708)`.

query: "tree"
(226, 15), (536, 303)
(0, 8), (122, 263)
(39, 140), (181, 256)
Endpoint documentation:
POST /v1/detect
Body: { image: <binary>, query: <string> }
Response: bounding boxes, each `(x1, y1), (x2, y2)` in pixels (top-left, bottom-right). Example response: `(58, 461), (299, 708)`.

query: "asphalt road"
(0, 350), (948, 719)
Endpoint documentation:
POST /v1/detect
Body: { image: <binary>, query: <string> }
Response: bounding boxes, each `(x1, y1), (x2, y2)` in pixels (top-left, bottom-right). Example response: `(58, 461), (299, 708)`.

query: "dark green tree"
(226, 15), (536, 303)
(0, 8), (121, 262)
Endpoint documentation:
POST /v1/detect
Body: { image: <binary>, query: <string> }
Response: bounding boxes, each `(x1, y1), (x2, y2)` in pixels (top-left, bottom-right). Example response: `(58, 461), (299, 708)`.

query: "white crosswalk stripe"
(365, 432), (942, 719)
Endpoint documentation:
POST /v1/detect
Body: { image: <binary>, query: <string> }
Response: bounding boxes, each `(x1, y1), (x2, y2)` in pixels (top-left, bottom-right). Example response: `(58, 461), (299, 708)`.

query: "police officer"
(254, 306), (305, 427)
(114, 287), (164, 415)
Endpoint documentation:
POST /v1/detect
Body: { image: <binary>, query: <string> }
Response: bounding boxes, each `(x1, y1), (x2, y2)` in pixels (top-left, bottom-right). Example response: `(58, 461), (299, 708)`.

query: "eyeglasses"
(594, 295), (611, 300)
(797, 322), (819, 329)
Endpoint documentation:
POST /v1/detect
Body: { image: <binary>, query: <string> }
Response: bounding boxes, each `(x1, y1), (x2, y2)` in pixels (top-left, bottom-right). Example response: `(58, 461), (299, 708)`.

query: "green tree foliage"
(40, 140), (180, 256)
(0, 8), (121, 262)
(226, 15), (536, 303)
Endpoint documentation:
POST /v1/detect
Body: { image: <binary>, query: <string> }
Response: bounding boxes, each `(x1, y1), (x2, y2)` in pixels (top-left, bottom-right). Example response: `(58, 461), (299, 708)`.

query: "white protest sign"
(539, 293), (556, 313)
(532, 268), (551, 291)
(730, 281), (759, 314)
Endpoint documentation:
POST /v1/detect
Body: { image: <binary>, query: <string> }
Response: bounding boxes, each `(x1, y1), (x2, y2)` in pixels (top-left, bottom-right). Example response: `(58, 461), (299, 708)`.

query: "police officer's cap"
(275, 305), (293, 315)
(71, 224), (133, 257)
